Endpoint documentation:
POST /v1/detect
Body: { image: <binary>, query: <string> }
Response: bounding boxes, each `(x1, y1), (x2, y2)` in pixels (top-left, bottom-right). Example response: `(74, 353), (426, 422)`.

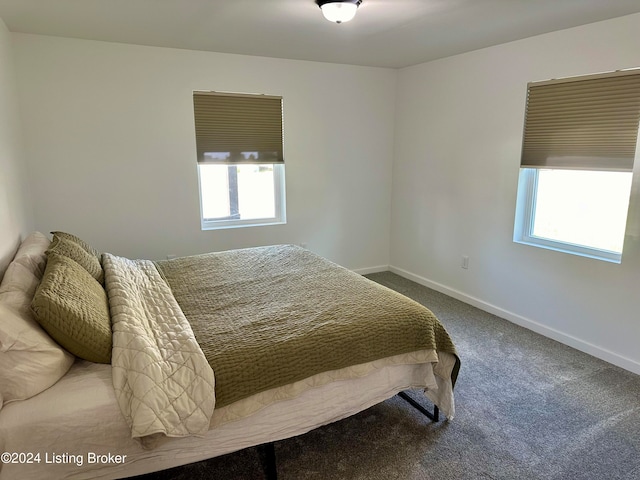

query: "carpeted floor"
(130, 272), (640, 480)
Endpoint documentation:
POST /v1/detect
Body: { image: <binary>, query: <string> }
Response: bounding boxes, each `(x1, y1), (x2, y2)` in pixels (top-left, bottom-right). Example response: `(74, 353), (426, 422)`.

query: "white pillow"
(0, 232), (75, 409)
(0, 303), (75, 409)
(0, 232), (50, 314)
(10, 231), (49, 276)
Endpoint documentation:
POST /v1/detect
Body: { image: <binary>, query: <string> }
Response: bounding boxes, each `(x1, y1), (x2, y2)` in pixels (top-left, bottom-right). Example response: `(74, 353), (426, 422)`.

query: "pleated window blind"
(521, 70), (640, 171)
(193, 92), (284, 164)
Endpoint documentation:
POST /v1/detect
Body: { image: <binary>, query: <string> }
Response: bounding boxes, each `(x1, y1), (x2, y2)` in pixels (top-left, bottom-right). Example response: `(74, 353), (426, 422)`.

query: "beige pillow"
(8, 231), (50, 277)
(0, 233), (74, 410)
(0, 232), (51, 314)
(0, 303), (75, 409)
(47, 234), (104, 285)
(32, 253), (112, 364)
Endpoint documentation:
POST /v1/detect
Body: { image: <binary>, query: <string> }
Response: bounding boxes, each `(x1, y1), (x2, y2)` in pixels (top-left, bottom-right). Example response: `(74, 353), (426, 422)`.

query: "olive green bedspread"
(155, 245), (459, 408)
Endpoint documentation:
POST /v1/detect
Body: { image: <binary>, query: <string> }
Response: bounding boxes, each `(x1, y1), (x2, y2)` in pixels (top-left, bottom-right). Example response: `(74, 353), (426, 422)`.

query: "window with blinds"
(193, 91), (286, 230)
(514, 69), (640, 263)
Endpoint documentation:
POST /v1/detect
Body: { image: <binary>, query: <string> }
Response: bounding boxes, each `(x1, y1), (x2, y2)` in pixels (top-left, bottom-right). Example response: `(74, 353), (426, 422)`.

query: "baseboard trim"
(389, 265), (640, 376)
(352, 265), (389, 275)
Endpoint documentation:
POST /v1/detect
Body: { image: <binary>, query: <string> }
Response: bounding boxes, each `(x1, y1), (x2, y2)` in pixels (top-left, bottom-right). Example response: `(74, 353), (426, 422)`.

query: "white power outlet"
(461, 255), (469, 269)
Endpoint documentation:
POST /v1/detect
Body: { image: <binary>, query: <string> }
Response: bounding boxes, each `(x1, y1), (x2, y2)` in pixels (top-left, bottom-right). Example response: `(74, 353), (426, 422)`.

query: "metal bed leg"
(257, 442), (278, 480)
(397, 391), (440, 422)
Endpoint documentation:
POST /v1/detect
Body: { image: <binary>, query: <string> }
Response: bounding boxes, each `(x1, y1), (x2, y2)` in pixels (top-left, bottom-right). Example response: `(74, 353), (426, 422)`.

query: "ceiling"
(1, 0), (640, 69)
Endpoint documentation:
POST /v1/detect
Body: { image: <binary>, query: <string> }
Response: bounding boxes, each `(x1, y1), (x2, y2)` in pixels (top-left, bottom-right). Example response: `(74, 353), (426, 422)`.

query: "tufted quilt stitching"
(104, 254), (215, 440)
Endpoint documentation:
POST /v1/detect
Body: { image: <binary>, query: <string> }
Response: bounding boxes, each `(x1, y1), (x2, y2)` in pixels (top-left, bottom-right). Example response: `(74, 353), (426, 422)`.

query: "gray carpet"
(130, 272), (640, 480)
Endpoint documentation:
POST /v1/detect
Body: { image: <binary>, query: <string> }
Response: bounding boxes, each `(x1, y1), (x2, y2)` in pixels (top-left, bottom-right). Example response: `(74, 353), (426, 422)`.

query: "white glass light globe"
(320, 2), (358, 23)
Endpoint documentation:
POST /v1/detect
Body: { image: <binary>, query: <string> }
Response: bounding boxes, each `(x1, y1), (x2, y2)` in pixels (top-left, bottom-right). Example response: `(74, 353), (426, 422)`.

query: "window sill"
(513, 237), (621, 264)
(201, 219), (286, 231)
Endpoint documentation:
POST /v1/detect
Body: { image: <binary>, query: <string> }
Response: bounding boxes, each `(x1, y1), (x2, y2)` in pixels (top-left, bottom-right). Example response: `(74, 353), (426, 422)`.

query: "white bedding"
(104, 254), (215, 440)
(0, 351), (456, 480)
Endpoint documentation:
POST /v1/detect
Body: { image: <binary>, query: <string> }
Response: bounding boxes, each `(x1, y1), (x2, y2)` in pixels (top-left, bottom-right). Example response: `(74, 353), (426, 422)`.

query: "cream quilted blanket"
(103, 254), (215, 440)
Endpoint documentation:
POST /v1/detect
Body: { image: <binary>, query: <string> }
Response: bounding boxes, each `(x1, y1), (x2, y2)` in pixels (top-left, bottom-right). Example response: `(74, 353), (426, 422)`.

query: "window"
(515, 169), (633, 262)
(514, 69), (640, 263)
(193, 92), (286, 230)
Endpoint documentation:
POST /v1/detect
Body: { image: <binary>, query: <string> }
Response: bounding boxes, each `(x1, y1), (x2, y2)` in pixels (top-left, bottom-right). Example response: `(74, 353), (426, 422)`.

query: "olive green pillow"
(50, 231), (101, 259)
(31, 253), (112, 364)
(47, 234), (104, 285)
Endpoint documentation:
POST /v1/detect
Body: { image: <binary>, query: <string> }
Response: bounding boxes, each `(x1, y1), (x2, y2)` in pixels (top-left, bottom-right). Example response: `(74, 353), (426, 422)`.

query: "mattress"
(0, 350), (457, 480)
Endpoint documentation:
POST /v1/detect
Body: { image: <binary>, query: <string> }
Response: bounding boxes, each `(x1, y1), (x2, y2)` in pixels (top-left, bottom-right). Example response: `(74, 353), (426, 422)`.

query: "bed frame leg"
(397, 391), (440, 422)
(257, 442), (278, 480)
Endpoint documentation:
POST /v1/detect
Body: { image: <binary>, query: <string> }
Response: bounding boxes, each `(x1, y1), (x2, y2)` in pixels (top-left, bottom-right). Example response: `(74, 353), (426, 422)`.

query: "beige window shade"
(521, 70), (640, 171)
(193, 92), (284, 164)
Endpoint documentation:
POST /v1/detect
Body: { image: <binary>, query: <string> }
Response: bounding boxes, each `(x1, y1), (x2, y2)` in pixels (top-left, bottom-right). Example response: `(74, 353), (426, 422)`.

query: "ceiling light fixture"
(316, 0), (362, 24)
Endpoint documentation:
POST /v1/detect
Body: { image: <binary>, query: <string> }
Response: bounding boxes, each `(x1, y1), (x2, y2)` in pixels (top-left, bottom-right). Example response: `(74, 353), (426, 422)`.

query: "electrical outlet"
(461, 255), (469, 269)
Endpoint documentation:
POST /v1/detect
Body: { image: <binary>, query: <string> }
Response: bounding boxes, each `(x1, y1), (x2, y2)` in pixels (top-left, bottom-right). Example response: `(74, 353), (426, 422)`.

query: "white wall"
(10, 14), (640, 374)
(391, 13), (640, 373)
(12, 35), (396, 270)
(0, 18), (32, 279)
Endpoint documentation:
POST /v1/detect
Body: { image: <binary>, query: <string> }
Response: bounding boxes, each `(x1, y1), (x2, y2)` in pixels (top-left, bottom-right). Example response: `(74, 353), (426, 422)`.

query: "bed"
(0, 232), (459, 480)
